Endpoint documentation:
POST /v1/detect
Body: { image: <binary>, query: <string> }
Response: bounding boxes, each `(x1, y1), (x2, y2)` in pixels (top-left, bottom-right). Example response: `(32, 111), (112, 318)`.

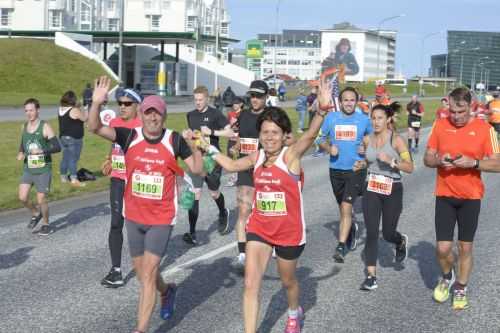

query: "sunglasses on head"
(118, 101), (135, 107)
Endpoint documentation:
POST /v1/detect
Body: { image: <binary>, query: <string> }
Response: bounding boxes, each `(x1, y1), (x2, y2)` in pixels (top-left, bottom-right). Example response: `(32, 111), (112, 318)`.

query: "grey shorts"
(191, 165), (223, 191)
(125, 220), (173, 258)
(20, 170), (52, 194)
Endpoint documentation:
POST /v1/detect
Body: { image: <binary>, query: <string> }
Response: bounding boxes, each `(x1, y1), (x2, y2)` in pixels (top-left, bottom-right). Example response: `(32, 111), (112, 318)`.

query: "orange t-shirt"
(488, 100), (500, 124)
(435, 107), (449, 119)
(427, 118), (499, 199)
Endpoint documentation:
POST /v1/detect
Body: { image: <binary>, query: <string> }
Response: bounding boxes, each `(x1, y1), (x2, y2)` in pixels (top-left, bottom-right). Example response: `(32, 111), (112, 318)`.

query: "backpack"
(77, 168), (97, 182)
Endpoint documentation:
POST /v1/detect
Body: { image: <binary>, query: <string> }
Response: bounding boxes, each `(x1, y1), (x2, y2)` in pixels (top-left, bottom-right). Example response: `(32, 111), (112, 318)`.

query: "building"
(320, 23), (397, 82)
(430, 54), (447, 77)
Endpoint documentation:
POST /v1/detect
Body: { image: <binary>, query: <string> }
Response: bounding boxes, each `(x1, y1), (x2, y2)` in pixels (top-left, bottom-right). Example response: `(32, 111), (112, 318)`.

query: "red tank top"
(247, 147), (306, 246)
(123, 128), (182, 226)
(109, 117), (142, 180)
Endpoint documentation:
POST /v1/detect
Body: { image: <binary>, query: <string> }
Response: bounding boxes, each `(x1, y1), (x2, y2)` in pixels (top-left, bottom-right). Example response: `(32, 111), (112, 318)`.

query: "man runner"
(88, 76), (203, 333)
(406, 95), (424, 153)
(18, 98), (61, 236)
(424, 87), (500, 310)
(183, 85), (234, 245)
(318, 87), (372, 263)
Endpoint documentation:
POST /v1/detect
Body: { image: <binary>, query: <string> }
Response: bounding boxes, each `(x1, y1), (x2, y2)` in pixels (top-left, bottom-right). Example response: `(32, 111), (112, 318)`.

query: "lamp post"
(273, 0), (282, 89)
(376, 14), (405, 79)
(117, 0), (125, 83)
(472, 56), (490, 91)
(420, 31), (441, 77)
(214, 0), (220, 91)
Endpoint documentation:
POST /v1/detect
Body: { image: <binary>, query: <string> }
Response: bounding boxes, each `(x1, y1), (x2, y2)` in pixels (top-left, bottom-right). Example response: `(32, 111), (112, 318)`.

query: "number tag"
(27, 154), (45, 169)
(256, 191), (287, 216)
(131, 173), (164, 200)
(411, 121), (421, 128)
(367, 174), (393, 195)
(111, 154), (126, 172)
(335, 125), (357, 141)
(240, 138), (259, 154)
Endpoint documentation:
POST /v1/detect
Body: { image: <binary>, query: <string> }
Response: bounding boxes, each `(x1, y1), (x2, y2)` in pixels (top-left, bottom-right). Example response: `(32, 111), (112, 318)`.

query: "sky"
(225, 0), (500, 78)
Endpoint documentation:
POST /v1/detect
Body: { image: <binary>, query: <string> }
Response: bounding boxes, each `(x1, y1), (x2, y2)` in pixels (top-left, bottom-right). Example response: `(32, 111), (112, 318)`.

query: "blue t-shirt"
(319, 111), (372, 170)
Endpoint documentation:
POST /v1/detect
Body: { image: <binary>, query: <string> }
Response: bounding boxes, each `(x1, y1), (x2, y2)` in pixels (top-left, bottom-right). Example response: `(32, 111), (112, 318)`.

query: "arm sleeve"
(186, 113), (193, 130)
(43, 137), (61, 155)
(215, 110), (229, 129)
(114, 127), (134, 151)
(418, 103), (425, 115)
(172, 132), (193, 160)
(426, 122), (439, 150)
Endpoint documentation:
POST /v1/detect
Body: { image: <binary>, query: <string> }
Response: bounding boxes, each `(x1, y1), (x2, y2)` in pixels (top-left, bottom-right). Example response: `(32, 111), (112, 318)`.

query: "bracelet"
(390, 158), (398, 169)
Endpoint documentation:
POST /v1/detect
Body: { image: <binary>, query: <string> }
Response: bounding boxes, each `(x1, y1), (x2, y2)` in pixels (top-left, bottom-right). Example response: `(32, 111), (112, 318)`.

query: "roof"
(319, 29), (397, 40)
(0, 30), (239, 44)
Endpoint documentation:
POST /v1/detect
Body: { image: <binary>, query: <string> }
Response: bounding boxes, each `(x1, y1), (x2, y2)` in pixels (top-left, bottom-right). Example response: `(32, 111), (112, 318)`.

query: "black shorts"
(237, 169), (254, 187)
(191, 165), (223, 191)
(408, 117), (422, 131)
(329, 168), (366, 205)
(247, 233), (304, 260)
(435, 196), (481, 242)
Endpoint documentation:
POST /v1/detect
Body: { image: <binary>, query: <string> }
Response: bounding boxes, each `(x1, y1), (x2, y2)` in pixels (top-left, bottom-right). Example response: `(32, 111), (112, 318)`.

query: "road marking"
(161, 242), (237, 277)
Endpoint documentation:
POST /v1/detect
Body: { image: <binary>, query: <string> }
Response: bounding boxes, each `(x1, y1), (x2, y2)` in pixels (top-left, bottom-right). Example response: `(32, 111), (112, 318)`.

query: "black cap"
(248, 80), (269, 95)
(232, 96), (244, 104)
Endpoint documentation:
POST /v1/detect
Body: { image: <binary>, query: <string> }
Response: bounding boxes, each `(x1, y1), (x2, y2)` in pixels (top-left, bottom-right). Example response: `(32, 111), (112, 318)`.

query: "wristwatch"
(473, 159), (480, 169)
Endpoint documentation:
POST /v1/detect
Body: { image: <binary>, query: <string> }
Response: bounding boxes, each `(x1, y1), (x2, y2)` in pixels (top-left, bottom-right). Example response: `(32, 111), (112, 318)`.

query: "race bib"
(111, 154), (126, 172)
(367, 174), (393, 195)
(240, 138), (259, 154)
(27, 154), (45, 169)
(411, 121), (421, 128)
(335, 125), (357, 141)
(131, 173), (164, 200)
(256, 191), (287, 216)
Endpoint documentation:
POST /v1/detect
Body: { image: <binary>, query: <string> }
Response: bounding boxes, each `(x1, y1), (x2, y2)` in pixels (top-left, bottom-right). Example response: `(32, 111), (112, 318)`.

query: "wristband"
(390, 158), (398, 169)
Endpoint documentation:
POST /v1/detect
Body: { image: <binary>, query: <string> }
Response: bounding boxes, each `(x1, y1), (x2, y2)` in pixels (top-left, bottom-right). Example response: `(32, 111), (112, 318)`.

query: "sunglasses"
(249, 93), (265, 99)
(118, 101), (135, 107)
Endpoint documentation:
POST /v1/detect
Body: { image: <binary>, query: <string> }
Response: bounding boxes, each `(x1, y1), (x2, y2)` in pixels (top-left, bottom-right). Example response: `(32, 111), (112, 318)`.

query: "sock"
(214, 193), (226, 215)
(415, 138), (419, 147)
(454, 282), (466, 290)
(288, 308), (299, 318)
(188, 200), (200, 234)
(238, 241), (246, 254)
(338, 242), (345, 248)
(443, 270), (453, 280)
(408, 139), (413, 149)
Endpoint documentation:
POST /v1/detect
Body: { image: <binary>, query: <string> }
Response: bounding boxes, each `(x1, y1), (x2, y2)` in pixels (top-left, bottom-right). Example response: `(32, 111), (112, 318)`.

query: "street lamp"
(273, 0), (282, 89)
(376, 14), (405, 79)
(117, 0), (125, 83)
(420, 31), (441, 77)
(471, 56), (490, 90)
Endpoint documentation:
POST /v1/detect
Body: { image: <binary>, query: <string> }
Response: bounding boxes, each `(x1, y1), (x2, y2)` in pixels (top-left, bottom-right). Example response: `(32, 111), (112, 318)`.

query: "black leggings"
(109, 178), (125, 268)
(362, 182), (403, 266)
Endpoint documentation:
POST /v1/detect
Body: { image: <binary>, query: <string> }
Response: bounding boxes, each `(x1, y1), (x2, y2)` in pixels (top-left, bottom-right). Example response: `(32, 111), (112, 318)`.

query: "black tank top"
(237, 109), (261, 157)
(58, 107), (84, 139)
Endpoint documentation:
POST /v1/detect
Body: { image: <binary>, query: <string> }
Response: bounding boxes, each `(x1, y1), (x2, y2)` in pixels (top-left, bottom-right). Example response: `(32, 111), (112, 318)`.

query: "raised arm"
(87, 76), (116, 142)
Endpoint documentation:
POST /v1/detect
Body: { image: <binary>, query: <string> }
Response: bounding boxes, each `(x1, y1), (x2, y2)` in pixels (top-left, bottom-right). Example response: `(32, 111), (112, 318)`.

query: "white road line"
(161, 242), (237, 277)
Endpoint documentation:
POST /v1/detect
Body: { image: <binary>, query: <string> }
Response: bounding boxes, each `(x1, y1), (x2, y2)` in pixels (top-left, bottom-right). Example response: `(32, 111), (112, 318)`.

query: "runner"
(225, 96), (244, 187)
(488, 91), (500, 134)
(406, 95), (424, 153)
(88, 76), (203, 332)
(18, 98), (61, 236)
(203, 77), (329, 333)
(100, 88), (143, 288)
(317, 87), (372, 263)
(435, 97), (449, 120)
(370, 85), (391, 110)
(183, 85), (234, 245)
(232, 80), (269, 271)
(360, 102), (413, 290)
(424, 87), (500, 310)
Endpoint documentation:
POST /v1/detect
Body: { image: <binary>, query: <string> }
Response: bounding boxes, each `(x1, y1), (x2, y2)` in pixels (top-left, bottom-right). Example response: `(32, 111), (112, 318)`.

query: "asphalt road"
(1, 127), (499, 333)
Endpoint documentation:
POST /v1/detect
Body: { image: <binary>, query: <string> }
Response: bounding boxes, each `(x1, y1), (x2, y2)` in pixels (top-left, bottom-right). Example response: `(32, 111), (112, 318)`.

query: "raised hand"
(317, 74), (333, 110)
(92, 76), (111, 106)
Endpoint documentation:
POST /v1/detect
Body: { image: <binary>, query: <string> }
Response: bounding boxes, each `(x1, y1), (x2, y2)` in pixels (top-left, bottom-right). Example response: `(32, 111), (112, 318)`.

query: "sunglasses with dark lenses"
(249, 93), (265, 99)
(118, 101), (135, 107)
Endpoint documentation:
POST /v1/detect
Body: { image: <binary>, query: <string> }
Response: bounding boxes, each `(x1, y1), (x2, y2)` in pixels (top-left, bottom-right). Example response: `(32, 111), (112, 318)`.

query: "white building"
(320, 27), (397, 81)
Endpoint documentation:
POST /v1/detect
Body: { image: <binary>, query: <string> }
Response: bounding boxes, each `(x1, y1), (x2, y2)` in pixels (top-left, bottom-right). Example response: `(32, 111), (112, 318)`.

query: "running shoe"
(101, 268), (124, 288)
(346, 222), (359, 251)
(452, 286), (470, 310)
(272, 247), (277, 259)
(333, 244), (347, 263)
(217, 208), (230, 235)
(182, 232), (198, 246)
(395, 233), (408, 263)
(234, 253), (245, 275)
(284, 306), (304, 333)
(27, 212), (42, 229)
(38, 224), (53, 236)
(160, 283), (177, 320)
(360, 275), (378, 291)
(433, 269), (456, 303)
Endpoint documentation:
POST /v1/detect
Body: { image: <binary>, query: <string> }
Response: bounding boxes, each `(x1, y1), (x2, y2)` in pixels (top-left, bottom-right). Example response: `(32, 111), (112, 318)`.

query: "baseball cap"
(248, 80), (269, 95)
(115, 88), (143, 103)
(232, 96), (244, 104)
(140, 95), (167, 115)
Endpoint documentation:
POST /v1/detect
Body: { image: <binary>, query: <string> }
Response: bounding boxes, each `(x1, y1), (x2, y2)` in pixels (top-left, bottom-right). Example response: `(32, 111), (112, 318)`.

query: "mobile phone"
(444, 154), (462, 163)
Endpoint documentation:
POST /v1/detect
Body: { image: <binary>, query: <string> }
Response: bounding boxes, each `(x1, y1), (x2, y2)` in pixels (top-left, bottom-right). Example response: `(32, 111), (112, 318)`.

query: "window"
(288, 60), (300, 65)
(107, 0), (117, 11)
(276, 59), (286, 65)
(144, 0), (152, 9)
(301, 60), (311, 66)
(80, 3), (91, 22)
(0, 9), (12, 27)
(307, 51), (315, 57)
(220, 23), (228, 35)
(108, 18), (119, 31)
(49, 10), (62, 29)
(150, 15), (160, 31)
(186, 16), (196, 31)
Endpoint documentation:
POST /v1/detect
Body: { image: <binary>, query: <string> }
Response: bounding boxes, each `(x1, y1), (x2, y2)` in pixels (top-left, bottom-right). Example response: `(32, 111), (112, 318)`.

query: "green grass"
(0, 101), (439, 211)
(0, 38), (115, 107)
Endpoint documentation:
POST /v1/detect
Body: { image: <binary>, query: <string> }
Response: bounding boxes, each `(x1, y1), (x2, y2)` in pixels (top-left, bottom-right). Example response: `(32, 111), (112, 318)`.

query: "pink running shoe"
(284, 306), (305, 333)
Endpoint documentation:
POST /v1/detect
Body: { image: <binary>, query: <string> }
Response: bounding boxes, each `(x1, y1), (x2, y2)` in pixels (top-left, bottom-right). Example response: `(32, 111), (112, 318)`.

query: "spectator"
(58, 90), (88, 187)
(296, 89), (308, 133)
(267, 88), (279, 107)
(488, 92), (500, 133)
(212, 87), (224, 113)
(278, 82), (287, 101)
(82, 83), (93, 110)
(222, 86), (236, 109)
(225, 96), (244, 187)
(435, 97), (450, 120)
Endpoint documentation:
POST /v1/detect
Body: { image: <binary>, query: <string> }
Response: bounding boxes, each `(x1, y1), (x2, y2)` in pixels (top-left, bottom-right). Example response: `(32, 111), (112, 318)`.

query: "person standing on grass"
(18, 98), (61, 236)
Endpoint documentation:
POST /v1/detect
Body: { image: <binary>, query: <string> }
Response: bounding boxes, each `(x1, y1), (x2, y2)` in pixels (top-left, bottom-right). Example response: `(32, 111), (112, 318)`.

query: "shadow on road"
(408, 241), (440, 289)
(0, 246), (35, 270)
(258, 266), (341, 333)
(153, 257), (238, 332)
(49, 202), (110, 233)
